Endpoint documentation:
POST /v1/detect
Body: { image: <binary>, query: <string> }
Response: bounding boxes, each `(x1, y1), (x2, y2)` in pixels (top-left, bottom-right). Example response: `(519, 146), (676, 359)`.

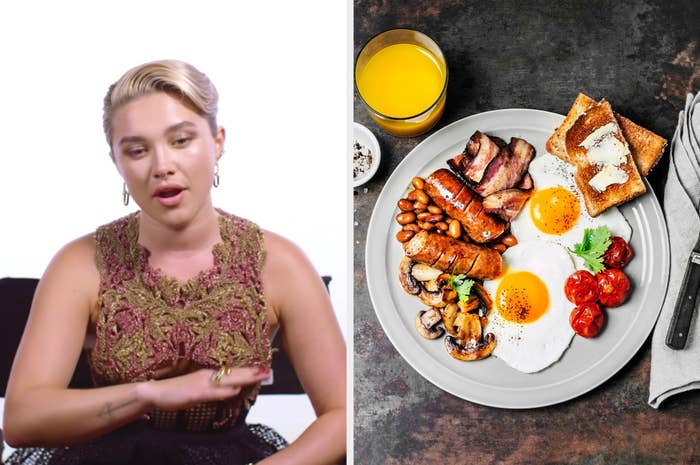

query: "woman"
(3, 60), (346, 464)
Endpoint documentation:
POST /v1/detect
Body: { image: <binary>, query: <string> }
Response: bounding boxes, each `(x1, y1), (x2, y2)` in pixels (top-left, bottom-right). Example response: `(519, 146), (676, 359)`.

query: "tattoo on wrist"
(97, 398), (138, 420)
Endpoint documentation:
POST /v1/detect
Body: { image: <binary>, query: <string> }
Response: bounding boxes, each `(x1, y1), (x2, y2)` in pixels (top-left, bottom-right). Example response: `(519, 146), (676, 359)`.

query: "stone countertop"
(353, 1), (700, 464)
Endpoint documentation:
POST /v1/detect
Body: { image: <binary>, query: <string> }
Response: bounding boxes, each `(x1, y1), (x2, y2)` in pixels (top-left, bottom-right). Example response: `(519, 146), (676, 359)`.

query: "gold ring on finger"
(211, 365), (231, 386)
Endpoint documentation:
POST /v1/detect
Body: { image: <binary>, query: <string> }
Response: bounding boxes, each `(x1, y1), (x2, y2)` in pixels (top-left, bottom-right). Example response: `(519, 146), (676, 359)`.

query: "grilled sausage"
(403, 230), (502, 280)
(424, 169), (506, 243)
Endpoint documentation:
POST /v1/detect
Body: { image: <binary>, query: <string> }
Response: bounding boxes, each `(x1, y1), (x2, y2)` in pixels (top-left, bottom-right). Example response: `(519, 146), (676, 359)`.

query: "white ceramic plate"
(365, 109), (670, 409)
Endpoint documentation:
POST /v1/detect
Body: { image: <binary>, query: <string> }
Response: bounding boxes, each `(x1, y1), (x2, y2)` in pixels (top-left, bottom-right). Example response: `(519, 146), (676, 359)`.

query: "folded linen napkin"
(649, 93), (700, 408)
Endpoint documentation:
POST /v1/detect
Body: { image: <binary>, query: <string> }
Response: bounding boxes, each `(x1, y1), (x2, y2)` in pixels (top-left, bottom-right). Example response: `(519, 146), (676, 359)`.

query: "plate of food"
(365, 100), (670, 409)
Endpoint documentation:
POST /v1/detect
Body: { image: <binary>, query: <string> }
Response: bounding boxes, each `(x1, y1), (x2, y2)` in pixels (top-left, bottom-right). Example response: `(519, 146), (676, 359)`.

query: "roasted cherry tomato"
(564, 270), (599, 304)
(569, 302), (605, 338)
(596, 268), (631, 307)
(603, 236), (633, 269)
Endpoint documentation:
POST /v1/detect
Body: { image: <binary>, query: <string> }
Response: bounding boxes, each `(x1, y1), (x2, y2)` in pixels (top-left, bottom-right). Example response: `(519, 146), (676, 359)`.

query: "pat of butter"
(586, 136), (628, 165)
(579, 122), (630, 166)
(588, 164), (629, 192)
(579, 122), (618, 149)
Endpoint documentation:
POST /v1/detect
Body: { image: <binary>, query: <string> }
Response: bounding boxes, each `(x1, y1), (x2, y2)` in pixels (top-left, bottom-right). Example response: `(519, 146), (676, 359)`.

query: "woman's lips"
(154, 187), (185, 207)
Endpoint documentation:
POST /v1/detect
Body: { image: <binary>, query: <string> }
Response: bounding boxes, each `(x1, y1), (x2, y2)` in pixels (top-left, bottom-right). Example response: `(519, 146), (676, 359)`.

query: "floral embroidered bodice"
(88, 210), (272, 430)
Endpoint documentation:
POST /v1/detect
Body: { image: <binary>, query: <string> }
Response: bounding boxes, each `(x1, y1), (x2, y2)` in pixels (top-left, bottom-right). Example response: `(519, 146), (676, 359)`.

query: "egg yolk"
(495, 271), (549, 324)
(529, 186), (581, 235)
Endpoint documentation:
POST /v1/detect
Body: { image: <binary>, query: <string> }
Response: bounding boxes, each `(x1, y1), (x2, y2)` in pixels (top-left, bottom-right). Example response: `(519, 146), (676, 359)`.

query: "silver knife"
(666, 232), (700, 349)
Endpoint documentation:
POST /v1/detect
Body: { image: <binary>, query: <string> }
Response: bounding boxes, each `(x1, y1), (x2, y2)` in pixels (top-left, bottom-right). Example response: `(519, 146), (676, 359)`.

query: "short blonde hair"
(103, 59), (219, 152)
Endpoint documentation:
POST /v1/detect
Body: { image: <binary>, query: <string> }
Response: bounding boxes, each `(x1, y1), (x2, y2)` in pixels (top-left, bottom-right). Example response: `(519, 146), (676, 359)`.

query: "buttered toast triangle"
(546, 93), (594, 166)
(565, 99), (646, 217)
(546, 92), (667, 176)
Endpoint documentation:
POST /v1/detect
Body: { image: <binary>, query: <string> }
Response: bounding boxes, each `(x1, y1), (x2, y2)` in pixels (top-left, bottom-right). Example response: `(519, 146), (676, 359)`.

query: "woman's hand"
(138, 366), (270, 411)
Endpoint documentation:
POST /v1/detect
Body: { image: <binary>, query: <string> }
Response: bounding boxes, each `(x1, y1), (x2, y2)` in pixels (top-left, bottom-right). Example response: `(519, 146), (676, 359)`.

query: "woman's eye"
(126, 147), (145, 158)
(173, 136), (192, 146)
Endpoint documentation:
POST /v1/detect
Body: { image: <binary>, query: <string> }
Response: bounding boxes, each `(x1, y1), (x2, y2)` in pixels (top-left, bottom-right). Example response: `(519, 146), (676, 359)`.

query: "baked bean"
(493, 243), (507, 253)
(396, 212), (416, 225)
(427, 205), (442, 215)
(403, 223), (421, 233)
(411, 177), (425, 190)
(425, 214), (443, 223)
(396, 230), (415, 242)
(413, 201), (427, 212)
(448, 219), (462, 238)
(501, 233), (518, 247)
(417, 211), (431, 221)
(419, 221), (435, 230)
(397, 198), (414, 212)
(415, 189), (430, 205)
(436, 221), (449, 231)
(407, 190), (417, 201)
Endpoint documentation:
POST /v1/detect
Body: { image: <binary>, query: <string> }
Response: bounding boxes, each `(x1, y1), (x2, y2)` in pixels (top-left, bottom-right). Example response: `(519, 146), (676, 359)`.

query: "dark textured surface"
(353, 1), (700, 464)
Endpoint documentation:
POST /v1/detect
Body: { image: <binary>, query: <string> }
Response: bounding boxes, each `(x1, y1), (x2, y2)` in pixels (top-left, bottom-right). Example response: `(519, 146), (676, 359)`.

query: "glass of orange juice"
(355, 29), (448, 137)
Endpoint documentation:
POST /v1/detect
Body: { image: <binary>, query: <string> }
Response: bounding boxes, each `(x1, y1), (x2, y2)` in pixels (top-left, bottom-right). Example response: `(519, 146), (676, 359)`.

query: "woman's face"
(111, 92), (224, 229)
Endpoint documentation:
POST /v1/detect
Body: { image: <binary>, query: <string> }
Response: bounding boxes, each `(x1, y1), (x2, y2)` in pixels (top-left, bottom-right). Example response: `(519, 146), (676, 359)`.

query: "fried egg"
(510, 152), (632, 270)
(483, 240), (575, 373)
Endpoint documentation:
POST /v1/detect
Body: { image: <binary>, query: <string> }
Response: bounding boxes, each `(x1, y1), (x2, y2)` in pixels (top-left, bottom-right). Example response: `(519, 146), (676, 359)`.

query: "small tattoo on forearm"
(97, 398), (138, 420)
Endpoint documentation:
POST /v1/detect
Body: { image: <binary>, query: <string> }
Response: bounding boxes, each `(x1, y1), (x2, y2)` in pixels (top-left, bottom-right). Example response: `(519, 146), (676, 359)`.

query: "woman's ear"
(215, 126), (226, 161)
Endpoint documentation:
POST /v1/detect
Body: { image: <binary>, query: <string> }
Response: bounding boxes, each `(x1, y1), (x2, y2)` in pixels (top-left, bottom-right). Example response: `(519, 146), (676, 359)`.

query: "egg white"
(483, 241), (576, 373)
(510, 152), (632, 270)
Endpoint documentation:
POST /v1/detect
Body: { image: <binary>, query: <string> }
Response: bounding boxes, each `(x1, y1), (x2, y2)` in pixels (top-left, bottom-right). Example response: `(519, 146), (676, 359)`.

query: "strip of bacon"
(472, 137), (535, 197)
(482, 188), (532, 221)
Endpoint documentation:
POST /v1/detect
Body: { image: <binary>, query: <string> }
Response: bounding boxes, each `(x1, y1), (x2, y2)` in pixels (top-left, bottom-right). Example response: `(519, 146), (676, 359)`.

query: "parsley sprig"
(449, 274), (475, 302)
(570, 225), (611, 273)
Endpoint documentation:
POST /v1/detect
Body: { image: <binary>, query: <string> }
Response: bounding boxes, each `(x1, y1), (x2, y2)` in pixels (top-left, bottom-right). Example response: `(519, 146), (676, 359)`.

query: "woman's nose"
(152, 147), (176, 178)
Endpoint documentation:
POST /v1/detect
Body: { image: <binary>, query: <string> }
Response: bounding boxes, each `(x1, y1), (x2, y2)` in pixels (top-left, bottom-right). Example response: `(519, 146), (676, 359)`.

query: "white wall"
(0, 1), (349, 340)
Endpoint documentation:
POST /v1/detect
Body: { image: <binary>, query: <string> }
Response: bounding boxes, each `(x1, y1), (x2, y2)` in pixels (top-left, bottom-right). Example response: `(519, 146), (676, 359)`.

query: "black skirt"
(4, 419), (286, 465)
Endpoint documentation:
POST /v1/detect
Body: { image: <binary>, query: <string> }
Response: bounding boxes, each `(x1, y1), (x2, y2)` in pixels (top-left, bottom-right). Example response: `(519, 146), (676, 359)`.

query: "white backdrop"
(0, 1), (349, 340)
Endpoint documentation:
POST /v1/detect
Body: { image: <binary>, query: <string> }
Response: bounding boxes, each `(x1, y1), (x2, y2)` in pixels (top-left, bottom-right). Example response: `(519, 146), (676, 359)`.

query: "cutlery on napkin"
(649, 92), (700, 408)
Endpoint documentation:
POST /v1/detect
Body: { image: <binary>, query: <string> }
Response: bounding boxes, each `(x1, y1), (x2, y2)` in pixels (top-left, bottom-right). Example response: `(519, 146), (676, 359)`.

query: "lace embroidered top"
(88, 210), (272, 431)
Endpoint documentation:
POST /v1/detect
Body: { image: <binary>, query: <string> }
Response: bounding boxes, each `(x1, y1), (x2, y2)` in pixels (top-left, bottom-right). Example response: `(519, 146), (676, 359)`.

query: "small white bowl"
(353, 122), (381, 187)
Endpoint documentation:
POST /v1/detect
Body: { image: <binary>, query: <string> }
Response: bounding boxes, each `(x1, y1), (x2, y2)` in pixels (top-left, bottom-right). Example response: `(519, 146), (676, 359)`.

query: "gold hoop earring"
(122, 183), (130, 206)
(213, 163), (220, 188)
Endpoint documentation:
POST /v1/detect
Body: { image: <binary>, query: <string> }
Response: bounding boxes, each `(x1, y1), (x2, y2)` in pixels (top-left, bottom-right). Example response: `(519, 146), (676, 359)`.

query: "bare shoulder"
(260, 229), (312, 271)
(38, 233), (100, 312)
(48, 233), (98, 274)
(260, 229), (329, 320)
(260, 229), (319, 289)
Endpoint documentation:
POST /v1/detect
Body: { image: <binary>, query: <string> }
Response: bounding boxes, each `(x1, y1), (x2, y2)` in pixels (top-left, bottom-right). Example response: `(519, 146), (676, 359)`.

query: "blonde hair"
(103, 59), (219, 153)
